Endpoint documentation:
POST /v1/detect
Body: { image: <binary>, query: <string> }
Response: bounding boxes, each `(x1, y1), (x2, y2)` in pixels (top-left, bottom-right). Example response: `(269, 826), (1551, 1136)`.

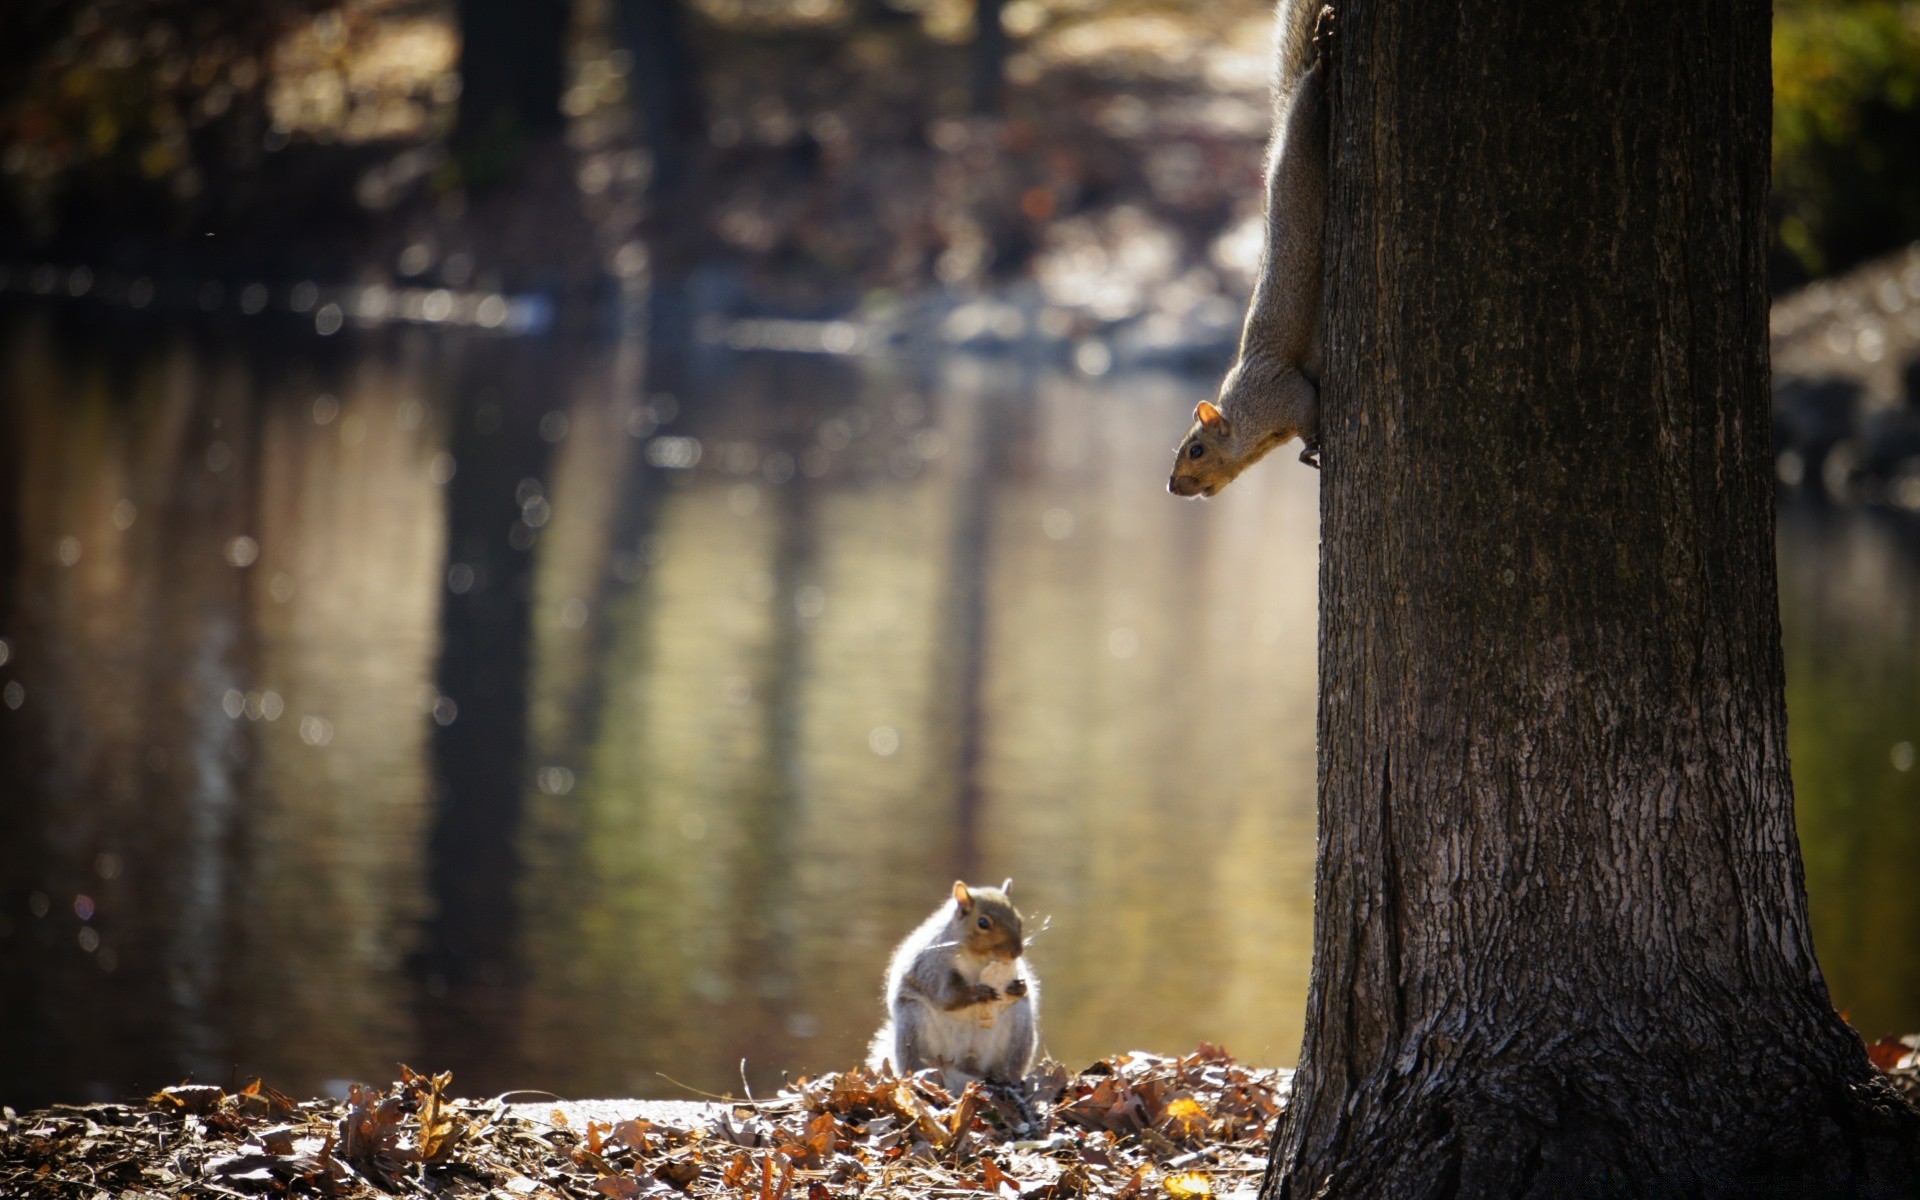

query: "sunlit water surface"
(0, 305), (1914, 1107)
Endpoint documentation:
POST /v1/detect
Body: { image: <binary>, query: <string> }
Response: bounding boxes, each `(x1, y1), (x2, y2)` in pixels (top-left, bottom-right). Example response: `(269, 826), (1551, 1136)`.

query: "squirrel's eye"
(1187, 443), (1205, 459)
(976, 916), (990, 930)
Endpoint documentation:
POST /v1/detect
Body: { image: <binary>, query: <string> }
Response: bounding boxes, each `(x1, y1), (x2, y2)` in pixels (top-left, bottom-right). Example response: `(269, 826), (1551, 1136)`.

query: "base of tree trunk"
(1271, 1023), (1920, 1198)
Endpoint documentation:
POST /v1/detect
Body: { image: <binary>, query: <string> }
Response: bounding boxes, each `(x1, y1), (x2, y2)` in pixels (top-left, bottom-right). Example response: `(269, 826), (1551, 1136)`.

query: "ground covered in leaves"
(0, 1048), (1287, 1200)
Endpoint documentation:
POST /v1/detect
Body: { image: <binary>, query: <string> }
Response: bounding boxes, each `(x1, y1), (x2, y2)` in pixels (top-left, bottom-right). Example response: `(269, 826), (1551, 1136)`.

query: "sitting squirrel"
(867, 880), (1039, 1083)
(1169, 0), (1331, 498)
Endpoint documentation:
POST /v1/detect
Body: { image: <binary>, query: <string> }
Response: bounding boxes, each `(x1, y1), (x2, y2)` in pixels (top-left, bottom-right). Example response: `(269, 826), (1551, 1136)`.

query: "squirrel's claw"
(1313, 4), (1338, 53)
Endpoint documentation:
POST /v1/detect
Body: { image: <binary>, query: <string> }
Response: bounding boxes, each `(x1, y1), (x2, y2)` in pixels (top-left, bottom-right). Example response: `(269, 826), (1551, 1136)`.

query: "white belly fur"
(907, 955), (1033, 1071)
(912, 994), (1028, 1065)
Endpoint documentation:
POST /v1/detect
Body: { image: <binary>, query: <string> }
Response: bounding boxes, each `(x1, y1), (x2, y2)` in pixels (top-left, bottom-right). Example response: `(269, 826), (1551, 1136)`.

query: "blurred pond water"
(0, 302), (1915, 1108)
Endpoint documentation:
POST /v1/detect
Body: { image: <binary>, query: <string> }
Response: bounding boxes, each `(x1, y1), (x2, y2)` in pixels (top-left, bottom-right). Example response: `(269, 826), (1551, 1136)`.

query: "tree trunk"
(455, 0), (569, 171)
(1271, 1), (1920, 1196)
(971, 0), (1009, 115)
(620, 0), (702, 203)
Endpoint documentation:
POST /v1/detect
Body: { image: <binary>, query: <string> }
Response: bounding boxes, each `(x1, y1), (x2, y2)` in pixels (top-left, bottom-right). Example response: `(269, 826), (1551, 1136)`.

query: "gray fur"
(1170, 1), (1328, 497)
(867, 891), (1039, 1082)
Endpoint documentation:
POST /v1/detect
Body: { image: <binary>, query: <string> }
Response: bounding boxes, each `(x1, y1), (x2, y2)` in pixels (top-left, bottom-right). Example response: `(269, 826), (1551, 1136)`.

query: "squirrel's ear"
(999, 878), (1013, 894)
(952, 880), (972, 910)
(1195, 400), (1230, 434)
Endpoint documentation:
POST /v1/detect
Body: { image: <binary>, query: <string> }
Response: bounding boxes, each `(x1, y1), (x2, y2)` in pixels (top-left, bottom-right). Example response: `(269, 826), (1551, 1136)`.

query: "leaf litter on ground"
(8, 1038), (1916, 1198)
(0, 1045), (1289, 1199)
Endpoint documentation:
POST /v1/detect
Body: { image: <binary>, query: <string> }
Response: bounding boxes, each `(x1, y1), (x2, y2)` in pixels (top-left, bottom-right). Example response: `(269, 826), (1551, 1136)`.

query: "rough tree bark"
(1269, 1), (1920, 1196)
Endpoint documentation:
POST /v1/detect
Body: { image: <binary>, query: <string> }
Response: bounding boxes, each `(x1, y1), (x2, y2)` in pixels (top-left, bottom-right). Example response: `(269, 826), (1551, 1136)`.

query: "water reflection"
(0, 303), (1914, 1109)
(1778, 504), (1920, 1039)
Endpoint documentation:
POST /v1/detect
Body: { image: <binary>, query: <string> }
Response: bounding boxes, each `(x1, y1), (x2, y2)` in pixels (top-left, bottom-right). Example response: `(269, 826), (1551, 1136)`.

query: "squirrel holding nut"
(867, 880), (1039, 1083)
(1169, 0), (1332, 497)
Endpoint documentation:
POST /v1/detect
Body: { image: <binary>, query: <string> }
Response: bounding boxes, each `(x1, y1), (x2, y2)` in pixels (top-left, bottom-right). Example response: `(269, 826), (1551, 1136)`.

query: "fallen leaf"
(1868, 1037), (1908, 1072)
(596, 1173), (648, 1199)
(655, 1156), (702, 1189)
(984, 1156), (1021, 1194)
(890, 1083), (950, 1148)
(257, 1125), (297, 1156)
(611, 1118), (656, 1153)
(149, 1085), (224, 1115)
(723, 1152), (754, 1189)
(336, 1083), (407, 1163)
(1162, 1098), (1208, 1139)
(235, 1079), (288, 1122)
(424, 1093), (464, 1160)
(1165, 1171), (1213, 1198)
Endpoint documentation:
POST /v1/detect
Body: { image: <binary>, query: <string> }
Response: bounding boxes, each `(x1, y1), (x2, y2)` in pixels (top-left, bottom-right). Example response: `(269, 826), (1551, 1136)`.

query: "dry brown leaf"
(757, 1151), (797, 1200)
(947, 1085), (983, 1141)
(336, 1083), (407, 1163)
(1868, 1037), (1909, 1072)
(723, 1151), (755, 1189)
(890, 1082), (950, 1148)
(595, 1173), (649, 1199)
(804, 1111), (838, 1159)
(416, 1074), (465, 1162)
(654, 1156), (702, 1189)
(984, 1156), (1021, 1195)
(611, 1118), (656, 1153)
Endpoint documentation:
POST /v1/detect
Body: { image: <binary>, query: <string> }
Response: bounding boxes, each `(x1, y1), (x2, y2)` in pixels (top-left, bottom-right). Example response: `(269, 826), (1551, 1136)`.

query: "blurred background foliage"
(1774, 0), (1920, 286)
(5, 0), (1913, 309)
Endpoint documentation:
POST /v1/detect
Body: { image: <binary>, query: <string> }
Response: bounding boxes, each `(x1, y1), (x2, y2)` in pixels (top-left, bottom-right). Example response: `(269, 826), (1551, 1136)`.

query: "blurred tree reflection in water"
(412, 334), (563, 1091)
(0, 310), (439, 1103)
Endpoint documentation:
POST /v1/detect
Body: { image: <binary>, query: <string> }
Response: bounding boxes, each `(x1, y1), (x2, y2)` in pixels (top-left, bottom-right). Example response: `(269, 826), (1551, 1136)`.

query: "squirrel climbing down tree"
(1168, 1), (1330, 498)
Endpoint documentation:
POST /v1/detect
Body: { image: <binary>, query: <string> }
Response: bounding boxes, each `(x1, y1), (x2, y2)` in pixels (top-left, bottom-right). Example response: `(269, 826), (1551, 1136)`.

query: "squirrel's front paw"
(1004, 978), (1028, 998)
(1299, 442), (1321, 469)
(967, 983), (1001, 1005)
(1313, 4), (1337, 52)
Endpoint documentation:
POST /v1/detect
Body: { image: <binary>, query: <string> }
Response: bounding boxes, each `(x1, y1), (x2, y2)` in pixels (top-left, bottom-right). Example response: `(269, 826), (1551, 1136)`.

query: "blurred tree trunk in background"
(1271, 0), (1920, 1195)
(971, 0), (1008, 115)
(455, 0), (571, 180)
(621, 0), (703, 207)
(619, 0), (706, 311)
